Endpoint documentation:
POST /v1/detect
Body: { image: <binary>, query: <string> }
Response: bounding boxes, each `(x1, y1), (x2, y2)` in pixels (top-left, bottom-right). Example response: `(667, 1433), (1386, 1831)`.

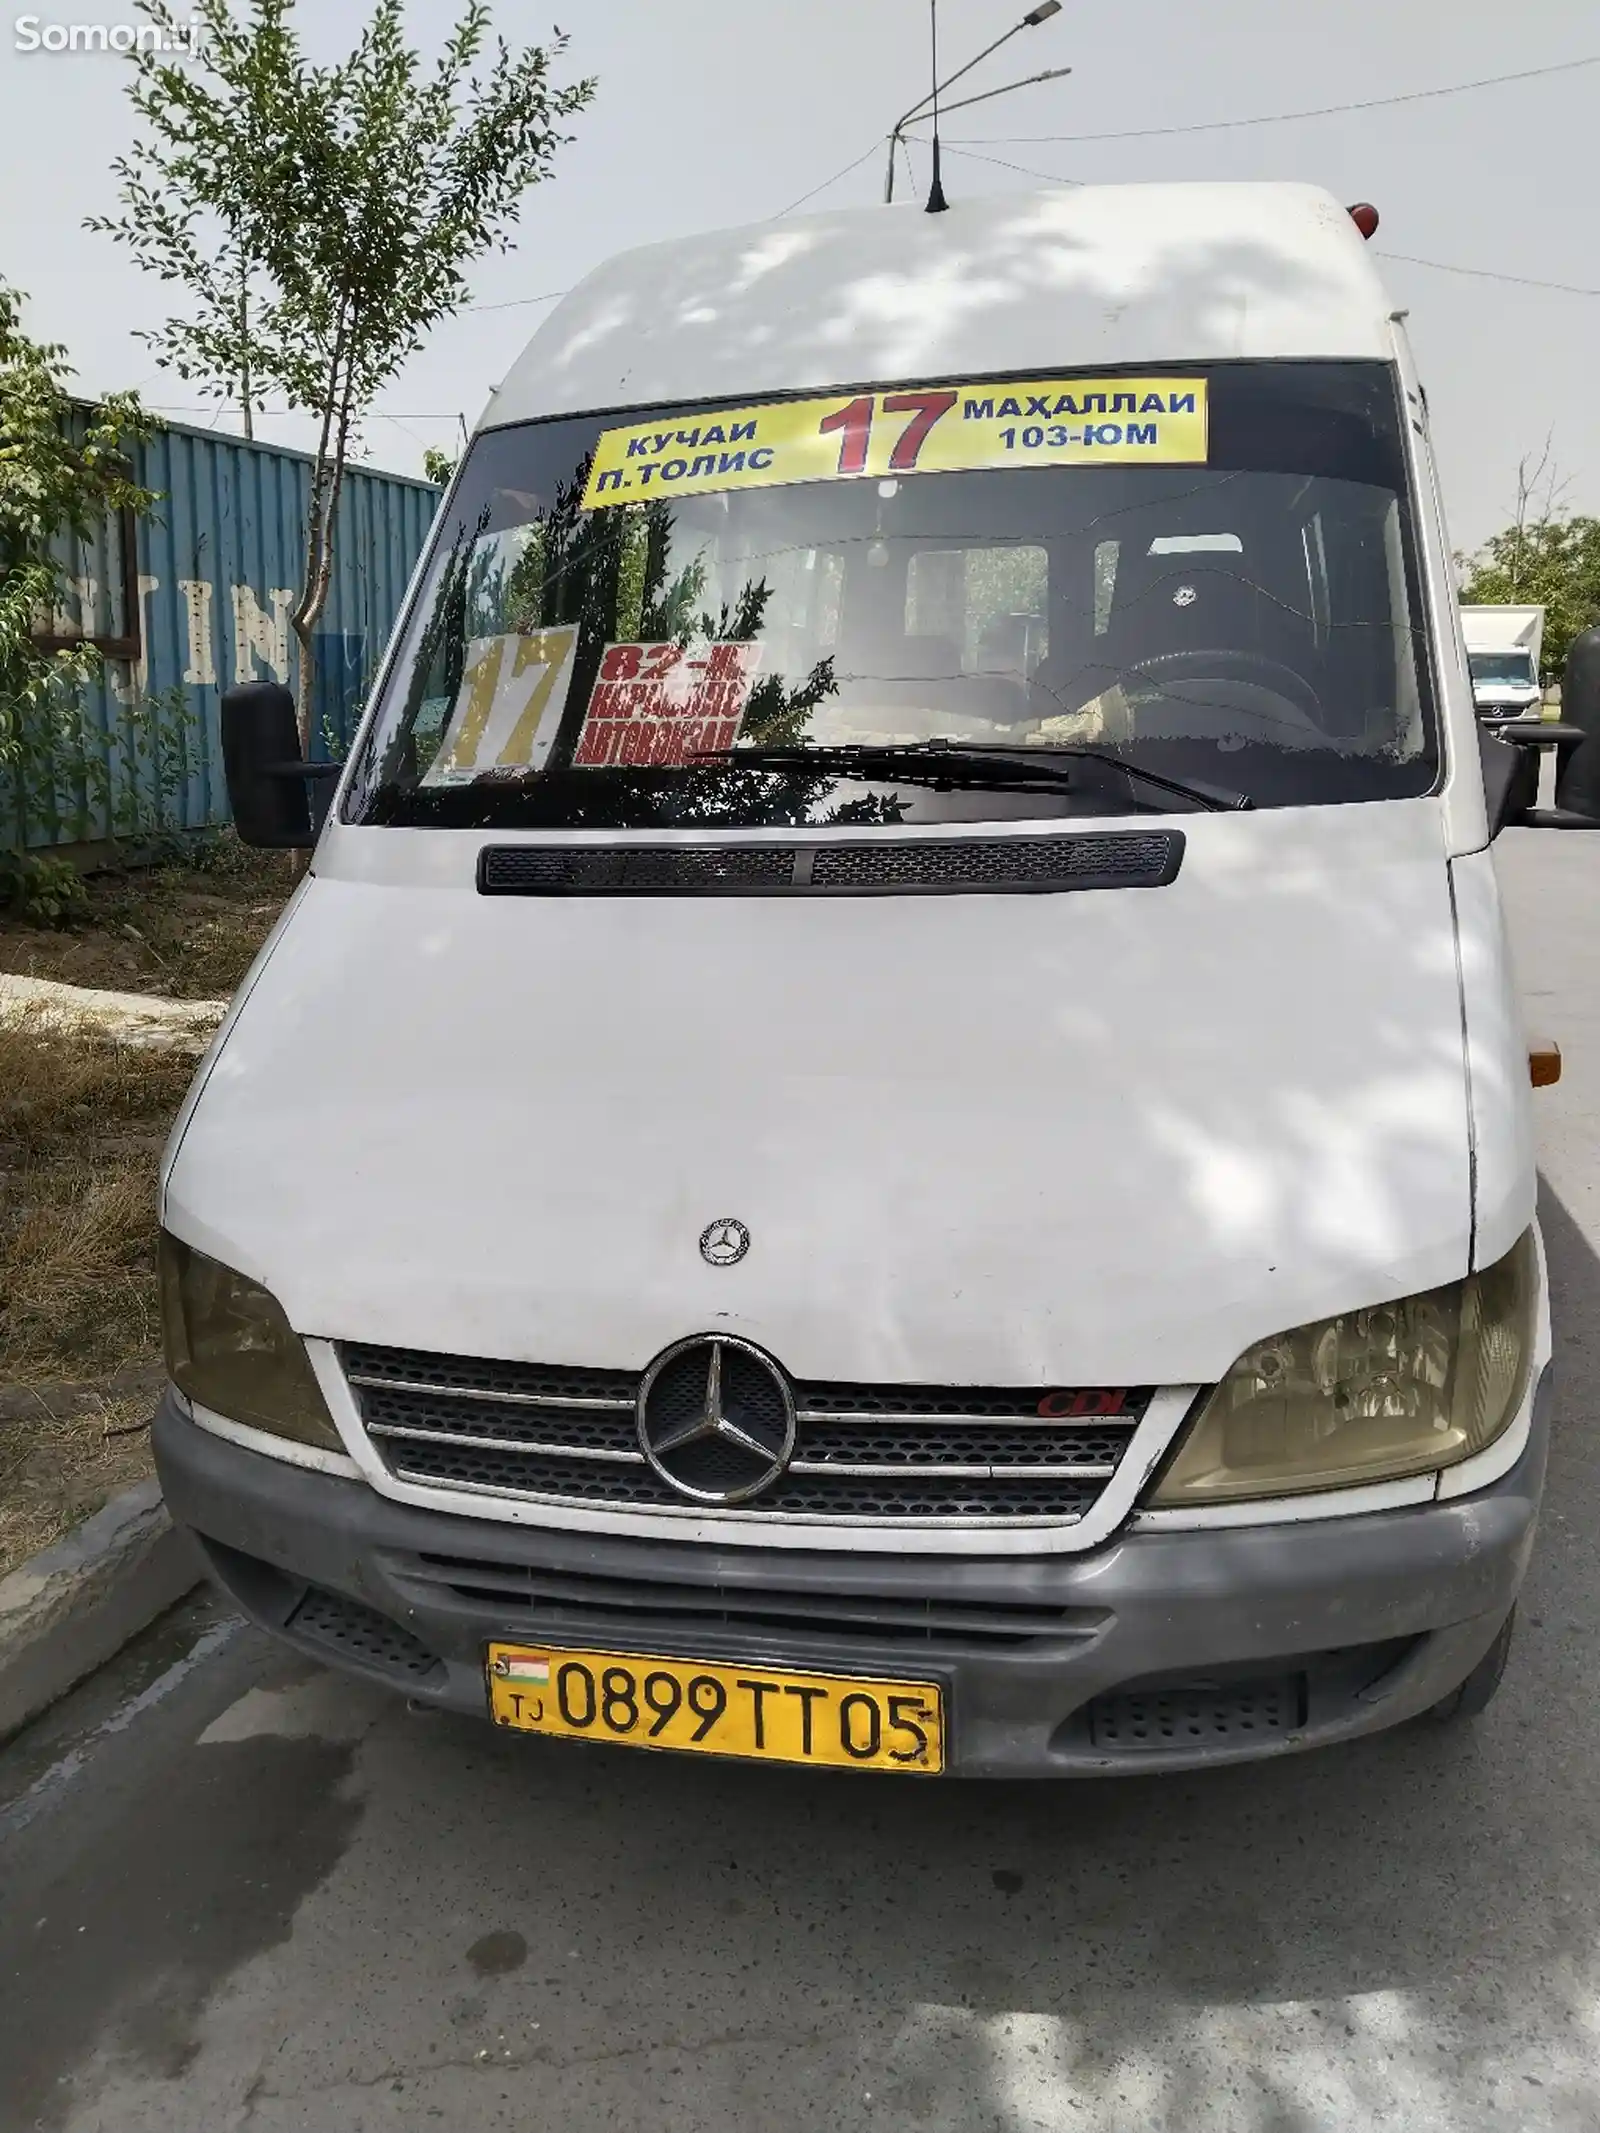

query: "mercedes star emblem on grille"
(636, 1335), (796, 1504)
(699, 1217), (750, 1267)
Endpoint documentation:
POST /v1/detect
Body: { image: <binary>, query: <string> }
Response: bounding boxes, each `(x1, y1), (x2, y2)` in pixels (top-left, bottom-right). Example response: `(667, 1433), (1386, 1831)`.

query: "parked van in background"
(155, 183), (1596, 1777)
(1463, 604), (1545, 720)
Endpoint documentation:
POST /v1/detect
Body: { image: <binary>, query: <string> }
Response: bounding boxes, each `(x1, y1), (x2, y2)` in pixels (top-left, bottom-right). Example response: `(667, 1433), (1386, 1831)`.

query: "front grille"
(477, 831), (1183, 898)
(769, 1421), (1134, 1467)
(389, 1553), (1109, 1653)
(356, 1383), (640, 1457)
(342, 1343), (1151, 1526)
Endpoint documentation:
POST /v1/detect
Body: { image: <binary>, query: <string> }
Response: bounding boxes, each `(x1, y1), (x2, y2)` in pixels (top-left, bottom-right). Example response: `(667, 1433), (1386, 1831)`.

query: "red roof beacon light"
(1348, 202), (1380, 240)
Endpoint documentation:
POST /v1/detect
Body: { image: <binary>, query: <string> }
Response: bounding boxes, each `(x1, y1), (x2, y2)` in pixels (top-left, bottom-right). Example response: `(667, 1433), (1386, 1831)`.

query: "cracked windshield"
(346, 359), (1437, 829)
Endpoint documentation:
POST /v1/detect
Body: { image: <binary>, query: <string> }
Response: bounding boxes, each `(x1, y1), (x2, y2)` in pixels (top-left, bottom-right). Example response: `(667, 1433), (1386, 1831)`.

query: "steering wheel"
(1124, 648), (1323, 726)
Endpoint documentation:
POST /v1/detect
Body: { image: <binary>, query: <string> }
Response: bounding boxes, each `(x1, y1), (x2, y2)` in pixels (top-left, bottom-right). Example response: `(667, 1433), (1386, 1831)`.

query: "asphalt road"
(4, 829), (1600, 2133)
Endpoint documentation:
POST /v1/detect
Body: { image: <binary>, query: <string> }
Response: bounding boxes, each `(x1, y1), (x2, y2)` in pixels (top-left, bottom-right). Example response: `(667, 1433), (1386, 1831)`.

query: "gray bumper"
(155, 1372), (1550, 1777)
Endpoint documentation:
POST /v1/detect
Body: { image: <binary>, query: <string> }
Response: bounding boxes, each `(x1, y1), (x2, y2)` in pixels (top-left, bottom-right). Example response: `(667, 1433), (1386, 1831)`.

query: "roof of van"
(484, 182), (1397, 431)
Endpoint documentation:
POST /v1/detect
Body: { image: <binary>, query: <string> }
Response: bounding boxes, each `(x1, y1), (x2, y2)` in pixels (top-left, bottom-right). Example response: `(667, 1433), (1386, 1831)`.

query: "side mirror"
(1479, 720), (1600, 834)
(1549, 624), (1600, 823)
(220, 682), (340, 849)
(1479, 724), (1539, 838)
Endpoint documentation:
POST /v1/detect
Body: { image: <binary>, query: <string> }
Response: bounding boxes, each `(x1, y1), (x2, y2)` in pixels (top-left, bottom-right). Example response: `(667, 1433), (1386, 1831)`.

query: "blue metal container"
(18, 414), (437, 850)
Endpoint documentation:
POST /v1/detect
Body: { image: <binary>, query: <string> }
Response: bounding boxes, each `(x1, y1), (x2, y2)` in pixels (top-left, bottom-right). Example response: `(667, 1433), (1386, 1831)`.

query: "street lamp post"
(884, 0), (1063, 204)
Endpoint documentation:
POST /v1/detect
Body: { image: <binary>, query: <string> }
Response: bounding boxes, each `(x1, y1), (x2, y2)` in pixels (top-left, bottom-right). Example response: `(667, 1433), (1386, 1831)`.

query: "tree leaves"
(0, 282), (156, 861)
(1460, 517), (1600, 684)
(89, 0), (596, 741)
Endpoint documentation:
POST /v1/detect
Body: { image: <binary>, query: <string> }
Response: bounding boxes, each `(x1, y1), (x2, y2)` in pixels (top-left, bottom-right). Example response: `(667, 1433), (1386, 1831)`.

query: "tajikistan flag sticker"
(495, 1653), (551, 1685)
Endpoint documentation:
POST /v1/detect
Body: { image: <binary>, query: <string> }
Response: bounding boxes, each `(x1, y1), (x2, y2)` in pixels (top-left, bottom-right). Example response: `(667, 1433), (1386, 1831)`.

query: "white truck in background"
(1462, 605), (1545, 719)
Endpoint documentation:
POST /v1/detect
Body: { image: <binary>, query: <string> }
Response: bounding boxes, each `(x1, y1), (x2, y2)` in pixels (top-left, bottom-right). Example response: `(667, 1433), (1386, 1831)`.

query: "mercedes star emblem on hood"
(699, 1218), (750, 1267)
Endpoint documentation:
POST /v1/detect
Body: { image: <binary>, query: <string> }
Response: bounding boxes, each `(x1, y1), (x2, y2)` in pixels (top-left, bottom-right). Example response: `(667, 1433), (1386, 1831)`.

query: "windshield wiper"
(990, 743), (1253, 812)
(703, 740), (1252, 813)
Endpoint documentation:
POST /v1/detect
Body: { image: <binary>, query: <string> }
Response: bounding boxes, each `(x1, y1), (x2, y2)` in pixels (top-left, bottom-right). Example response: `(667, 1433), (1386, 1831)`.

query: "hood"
(165, 798), (1470, 1389)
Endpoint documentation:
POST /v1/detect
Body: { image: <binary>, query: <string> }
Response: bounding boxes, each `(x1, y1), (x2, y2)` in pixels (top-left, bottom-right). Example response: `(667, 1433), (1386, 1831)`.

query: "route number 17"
(817, 389), (959, 476)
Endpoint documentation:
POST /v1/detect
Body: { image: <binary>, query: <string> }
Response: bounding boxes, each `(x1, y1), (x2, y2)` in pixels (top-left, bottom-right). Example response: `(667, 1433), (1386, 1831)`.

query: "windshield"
(1469, 652), (1537, 688)
(344, 361), (1438, 830)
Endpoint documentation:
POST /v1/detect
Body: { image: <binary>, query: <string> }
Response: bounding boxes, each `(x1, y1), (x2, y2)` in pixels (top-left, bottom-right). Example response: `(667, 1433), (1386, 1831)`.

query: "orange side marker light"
(1529, 1041), (1562, 1088)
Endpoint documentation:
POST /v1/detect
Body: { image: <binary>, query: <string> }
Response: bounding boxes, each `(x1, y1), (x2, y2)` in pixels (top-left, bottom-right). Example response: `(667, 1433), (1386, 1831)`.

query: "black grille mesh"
(481, 844), (798, 893)
(797, 1381), (1148, 1421)
(287, 1585), (441, 1681)
(794, 1423), (1132, 1467)
(358, 1384), (639, 1455)
(378, 1437), (1102, 1520)
(344, 1345), (635, 1404)
(478, 832), (1181, 897)
(395, 1553), (1105, 1648)
(808, 833), (1178, 891)
(1087, 1676), (1305, 1749)
(341, 1343), (1146, 1523)
(768, 1471), (1099, 1518)
(383, 1443), (670, 1504)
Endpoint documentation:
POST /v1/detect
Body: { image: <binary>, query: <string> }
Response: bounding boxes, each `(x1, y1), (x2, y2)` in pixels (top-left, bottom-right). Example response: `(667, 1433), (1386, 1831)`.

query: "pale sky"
(0, 0), (1594, 549)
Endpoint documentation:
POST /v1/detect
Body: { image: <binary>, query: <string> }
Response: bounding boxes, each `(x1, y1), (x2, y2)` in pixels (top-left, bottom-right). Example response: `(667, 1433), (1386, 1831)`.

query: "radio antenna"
(926, 0), (949, 213)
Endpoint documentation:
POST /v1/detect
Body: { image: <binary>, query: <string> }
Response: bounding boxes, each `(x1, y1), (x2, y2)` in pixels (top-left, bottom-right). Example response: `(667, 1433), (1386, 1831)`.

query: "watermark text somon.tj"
(14, 14), (204, 52)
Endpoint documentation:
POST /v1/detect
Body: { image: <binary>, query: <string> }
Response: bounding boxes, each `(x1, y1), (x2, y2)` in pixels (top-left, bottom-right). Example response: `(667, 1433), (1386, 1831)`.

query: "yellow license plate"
(486, 1643), (945, 1774)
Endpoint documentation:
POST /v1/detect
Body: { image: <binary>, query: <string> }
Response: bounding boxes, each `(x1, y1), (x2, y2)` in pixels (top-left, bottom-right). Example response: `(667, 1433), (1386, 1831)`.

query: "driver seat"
(1105, 525), (1322, 712)
(1106, 536), (1272, 666)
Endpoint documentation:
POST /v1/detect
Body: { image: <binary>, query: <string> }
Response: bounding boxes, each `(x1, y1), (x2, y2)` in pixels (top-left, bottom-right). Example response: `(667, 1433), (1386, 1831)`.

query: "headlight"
(158, 1232), (342, 1452)
(1150, 1230), (1536, 1505)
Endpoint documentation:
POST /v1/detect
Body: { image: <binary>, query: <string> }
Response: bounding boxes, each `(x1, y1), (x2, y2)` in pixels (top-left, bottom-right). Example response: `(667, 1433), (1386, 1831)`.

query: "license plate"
(486, 1643), (945, 1774)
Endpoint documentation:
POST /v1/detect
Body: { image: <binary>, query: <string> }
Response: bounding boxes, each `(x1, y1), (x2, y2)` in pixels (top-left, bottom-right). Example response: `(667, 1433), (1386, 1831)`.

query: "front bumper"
(155, 1375), (1550, 1777)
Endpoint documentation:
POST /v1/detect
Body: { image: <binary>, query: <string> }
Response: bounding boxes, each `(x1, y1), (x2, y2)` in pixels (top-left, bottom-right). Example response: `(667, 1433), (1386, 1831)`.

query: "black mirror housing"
(1479, 717), (1600, 834)
(1556, 625), (1600, 820)
(1479, 724), (1540, 839)
(220, 682), (318, 849)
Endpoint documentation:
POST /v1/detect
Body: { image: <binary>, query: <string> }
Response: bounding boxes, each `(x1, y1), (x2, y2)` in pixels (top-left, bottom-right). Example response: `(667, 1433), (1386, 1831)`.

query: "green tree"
(1460, 518), (1600, 684)
(0, 280), (155, 896)
(92, 0), (595, 748)
(421, 447), (457, 488)
(89, 103), (267, 439)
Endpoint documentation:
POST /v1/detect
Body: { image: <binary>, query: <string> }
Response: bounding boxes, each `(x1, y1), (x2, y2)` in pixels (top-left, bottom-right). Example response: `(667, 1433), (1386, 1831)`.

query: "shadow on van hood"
(164, 801), (1470, 1389)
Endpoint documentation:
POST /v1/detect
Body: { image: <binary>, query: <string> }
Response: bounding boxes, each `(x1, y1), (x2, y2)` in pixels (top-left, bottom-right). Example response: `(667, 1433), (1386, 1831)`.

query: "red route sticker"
(572, 639), (764, 770)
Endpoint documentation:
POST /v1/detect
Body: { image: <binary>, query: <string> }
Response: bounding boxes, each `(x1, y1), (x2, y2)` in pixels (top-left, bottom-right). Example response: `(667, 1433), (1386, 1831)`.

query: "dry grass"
(0, 1013), (197, 1577)
(0, 1389), (163, 1574)
(0, 839), (288, 1574)
(2, 1158), (167, 1383)
(0, 1013), (193, 1167)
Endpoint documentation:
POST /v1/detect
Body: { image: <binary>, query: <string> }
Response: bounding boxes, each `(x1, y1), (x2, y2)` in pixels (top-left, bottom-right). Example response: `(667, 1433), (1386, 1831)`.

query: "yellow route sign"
(580, 378), (1207, 509)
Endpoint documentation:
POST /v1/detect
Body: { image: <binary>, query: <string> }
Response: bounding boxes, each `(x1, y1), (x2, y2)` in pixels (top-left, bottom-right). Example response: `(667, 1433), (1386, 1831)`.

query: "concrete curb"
(0, 973), (227, 1054)
(0, 1480), (204, 1739)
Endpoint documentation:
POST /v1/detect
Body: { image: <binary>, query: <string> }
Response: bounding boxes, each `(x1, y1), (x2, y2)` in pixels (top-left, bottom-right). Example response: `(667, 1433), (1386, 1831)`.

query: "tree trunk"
(286, 315), (359, 880)
(291, 614), (318, 753)
(288, 458), (329, 884)
(291, 314), (352, 752)
(293, 459), (333, 750)
(285, 620), (314, 885)
(239, 260), (253, 442)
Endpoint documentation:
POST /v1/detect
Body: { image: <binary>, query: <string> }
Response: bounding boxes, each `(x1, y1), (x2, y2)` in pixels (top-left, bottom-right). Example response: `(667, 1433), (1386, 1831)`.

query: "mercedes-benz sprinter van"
(155, 183), (1585, 1775)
